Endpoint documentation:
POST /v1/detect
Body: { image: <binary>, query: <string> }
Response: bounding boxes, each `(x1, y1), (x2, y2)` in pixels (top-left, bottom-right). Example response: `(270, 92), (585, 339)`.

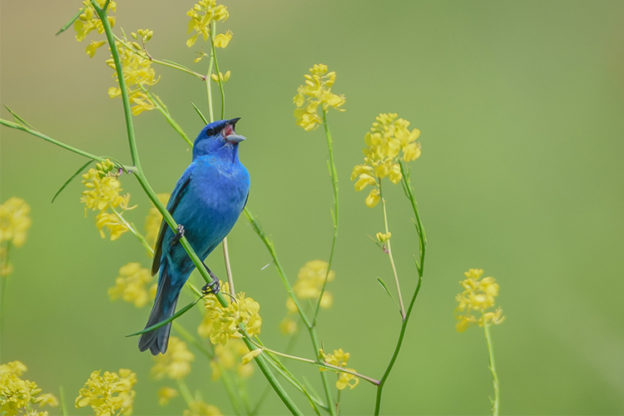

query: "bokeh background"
(2, 0), (624, 414)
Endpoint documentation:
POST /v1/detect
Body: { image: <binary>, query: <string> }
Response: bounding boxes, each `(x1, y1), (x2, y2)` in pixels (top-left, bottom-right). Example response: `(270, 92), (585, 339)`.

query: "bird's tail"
(138, 263), (180, 355)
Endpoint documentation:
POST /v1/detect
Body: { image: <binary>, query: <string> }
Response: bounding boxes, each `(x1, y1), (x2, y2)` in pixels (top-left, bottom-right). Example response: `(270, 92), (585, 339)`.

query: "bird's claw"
(171, 224), (185, 246)
(201, 263), (220, 295)
(202, 279), (220, 296)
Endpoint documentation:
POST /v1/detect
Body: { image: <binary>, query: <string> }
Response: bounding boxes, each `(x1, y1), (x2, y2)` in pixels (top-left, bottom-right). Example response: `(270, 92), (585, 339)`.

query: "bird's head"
(192, 117), (246, 160)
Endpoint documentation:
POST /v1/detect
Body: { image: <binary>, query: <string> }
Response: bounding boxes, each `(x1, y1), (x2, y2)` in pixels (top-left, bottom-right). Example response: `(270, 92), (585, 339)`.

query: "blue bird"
(139, 118), (250, 355)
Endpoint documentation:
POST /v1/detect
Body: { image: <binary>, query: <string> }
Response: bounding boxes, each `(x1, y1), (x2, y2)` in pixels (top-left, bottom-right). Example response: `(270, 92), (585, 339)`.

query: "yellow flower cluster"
(106, 31), (160, 116)
(319, 349), (359, 390)
(0, 197), (31, 278)
(280, 260), (335, 335)
(157, 386), (178, 406)
(151, 337), (194, 380)
(73, 0), (116, 43)
(0, 361), (58, 415)
(145, 194), (170, 247)
(81, 159), (132, 240)
(0, 197), (31, 248)
(184, 400), (223, 416)
(351, 113), (422, 207)
(293, 64), (345, 131)
(197, 282), (262, 345)
(75, 368), (136, 416)
(186, 0), (230, 48)
(455, 268), (505, 332)
(210, 339), (254, 381)
(108, 262), (156, 308)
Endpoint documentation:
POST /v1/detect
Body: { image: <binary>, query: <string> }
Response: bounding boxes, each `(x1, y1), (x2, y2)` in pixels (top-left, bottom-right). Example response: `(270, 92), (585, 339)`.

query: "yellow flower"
(186, 0), (230, 48)
(0, 197), (31, 247)
(0, 361), (58, 415)
(75, 368), (136, 416)
(151, 337), (194, 380)
(376, 231), (391, 243)
(210, 339), (255, 381)
(455, 268), (505, 332)
(198, 282), (262, 345)
(145, 194), (170, 247)
(293, 260), (335, 301)
(95, 211), (128, 240)
(157, 387), (178, 406)
(213, 30), (232, 48)
(183, 400), (223, 416)
(279, 317), (297, 335)
(319, 349), (360, 390)
(81, 160), (129, 212)
(86, 40), (106, 58)
(108, 262), (156, 307)
(210, 70), (231, 83)
(73, 0), (116, 43)
(293, 64), (345, 131)
(352, 113), (422, 207)
(105, 31), (159, 116)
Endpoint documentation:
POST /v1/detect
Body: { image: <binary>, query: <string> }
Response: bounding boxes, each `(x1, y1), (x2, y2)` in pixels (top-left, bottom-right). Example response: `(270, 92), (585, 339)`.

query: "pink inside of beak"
(223, 124), (235, 137)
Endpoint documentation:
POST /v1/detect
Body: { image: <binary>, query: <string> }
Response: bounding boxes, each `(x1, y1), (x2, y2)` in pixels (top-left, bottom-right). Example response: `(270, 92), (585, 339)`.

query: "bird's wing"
(151, 166), (194, 275)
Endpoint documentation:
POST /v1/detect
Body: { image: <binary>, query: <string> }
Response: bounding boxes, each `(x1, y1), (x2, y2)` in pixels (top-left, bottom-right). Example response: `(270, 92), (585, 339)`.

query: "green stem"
(0, 243), (9, 361)
(244, 208), (337, 416)
(484, 323), (500, 416)
(374, 163), (427, 415)
(206, 52), (215, 122)
(93, 1), (141, 172)
(112, 209), (153, 255)
(379, 182), (406, 319)
(312, 110), (339, 325)
(209, 21), (226, 120)
(59, 386), (68, 416)
(144, 90), (193, 148)
(177, 379), (194, 406)
(0, 119), (107, 163)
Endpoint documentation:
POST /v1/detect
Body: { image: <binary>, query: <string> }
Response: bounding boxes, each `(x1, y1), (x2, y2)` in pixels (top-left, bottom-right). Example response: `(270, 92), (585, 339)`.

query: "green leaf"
(126, 297), (202, 337)
(4, 106), (34, 129)
(192, 103), (209, 125)
(56, 8), (84, 36)
(51, 160), (93, 203)
(376, 277), (393, 298)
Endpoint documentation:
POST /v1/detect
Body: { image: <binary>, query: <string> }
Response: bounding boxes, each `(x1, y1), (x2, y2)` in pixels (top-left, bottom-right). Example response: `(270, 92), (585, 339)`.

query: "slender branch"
(244, 208), (337, 416)
(484, 323), (500, 416)
(222, 237), (235, 295)
(209, 21), (226, 120)
(374, 164), (427, 415)
(112, 209), (154, 255)
(379, 181), (406, 319)
(312, 110), (339, 325)
(251, 341), (380, 386)
(177, 379), (194, 406)
(205, 51), (215, 122)
(0, 242), (10, 361)
(0, 119), (109, 164)
(144, 89), (193, 148)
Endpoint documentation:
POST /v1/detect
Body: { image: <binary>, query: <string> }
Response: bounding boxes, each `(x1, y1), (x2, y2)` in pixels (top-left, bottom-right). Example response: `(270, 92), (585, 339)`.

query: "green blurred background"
(2, 0), (624, 414)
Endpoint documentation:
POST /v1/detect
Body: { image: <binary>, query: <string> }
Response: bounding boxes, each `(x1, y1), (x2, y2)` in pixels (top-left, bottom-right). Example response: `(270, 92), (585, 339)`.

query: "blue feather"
(139, 118), (250, 355)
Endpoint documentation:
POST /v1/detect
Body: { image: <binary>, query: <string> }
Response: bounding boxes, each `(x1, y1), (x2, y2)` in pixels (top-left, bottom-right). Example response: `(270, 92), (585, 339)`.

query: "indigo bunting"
(139, 118), (250, 355)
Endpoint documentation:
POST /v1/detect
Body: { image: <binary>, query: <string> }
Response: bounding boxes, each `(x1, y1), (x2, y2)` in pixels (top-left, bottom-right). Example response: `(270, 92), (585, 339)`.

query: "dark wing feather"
(151, 167), (193, 275)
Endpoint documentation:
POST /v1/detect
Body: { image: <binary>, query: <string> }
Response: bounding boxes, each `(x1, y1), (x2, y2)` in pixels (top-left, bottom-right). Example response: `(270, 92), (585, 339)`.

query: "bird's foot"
(201, 263), (220, 295)
(171, 224), (185, 246)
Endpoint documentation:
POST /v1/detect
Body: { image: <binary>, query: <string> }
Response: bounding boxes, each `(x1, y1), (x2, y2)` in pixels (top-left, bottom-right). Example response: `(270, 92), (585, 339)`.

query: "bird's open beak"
(224, 117), (245, 144)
